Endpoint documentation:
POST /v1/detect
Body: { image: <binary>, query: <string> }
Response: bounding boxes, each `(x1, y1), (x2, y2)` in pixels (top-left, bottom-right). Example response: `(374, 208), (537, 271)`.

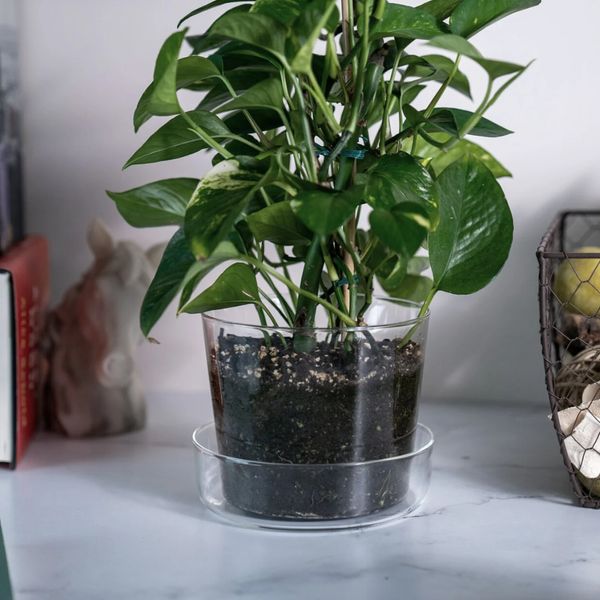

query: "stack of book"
(0, 1), (49, 469)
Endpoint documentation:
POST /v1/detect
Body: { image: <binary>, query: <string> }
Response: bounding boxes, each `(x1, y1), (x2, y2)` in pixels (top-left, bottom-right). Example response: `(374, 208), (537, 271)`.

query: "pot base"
(193, 423), (434, 530)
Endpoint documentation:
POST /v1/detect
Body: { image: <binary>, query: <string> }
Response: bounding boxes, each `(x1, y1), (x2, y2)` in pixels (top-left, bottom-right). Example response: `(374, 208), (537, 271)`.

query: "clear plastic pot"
(200, 298), (430, 522)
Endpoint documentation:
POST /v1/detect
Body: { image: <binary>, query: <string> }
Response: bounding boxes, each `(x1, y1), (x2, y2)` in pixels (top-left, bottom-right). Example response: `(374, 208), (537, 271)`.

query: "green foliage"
(112, 0), (539, 334)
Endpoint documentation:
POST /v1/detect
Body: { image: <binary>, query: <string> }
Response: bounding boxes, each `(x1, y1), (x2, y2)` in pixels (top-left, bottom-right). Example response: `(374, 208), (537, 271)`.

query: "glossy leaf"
(178, 241), (240, 309)
(370, 203), (431, 258)
(291, 187), (362, 236)
(429, 156), (513, 294)
(218, 77), (284, 115)
(140, 229), (195, 336)
(365, 154), (437, 217)
(125, 111), (230, 167)
(415, 134), (511, 178)
(181, 263), (260, 313)
(370, 4), (445, 40)
(290, 0), (338, 74)
(427, 33), (481, 57)
(411, 107), (513, 138)
(134, 57), (222, 131)
(247, 201), (311, 245)
(386, 274), (433, 303)
(251, 0), (303, 25)
(417, 0), (463, 20)
(145, 30), (187, 117)
(185, 160), (262, 259)
(472, 57), (526, 80)
(209, 12), (287, 60)
(450, 0), (541, 38)
(107, 178), (198, 228)
(409, 54), (472, 98)
(178, 0), (248, 27)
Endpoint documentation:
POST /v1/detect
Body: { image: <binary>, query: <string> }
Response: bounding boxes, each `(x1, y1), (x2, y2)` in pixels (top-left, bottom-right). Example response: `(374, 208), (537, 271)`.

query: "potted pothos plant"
(110, 0), (539, 521)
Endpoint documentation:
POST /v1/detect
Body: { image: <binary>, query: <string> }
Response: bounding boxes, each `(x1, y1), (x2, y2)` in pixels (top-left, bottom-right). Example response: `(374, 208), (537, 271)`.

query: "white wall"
(18, 0), (600, 403)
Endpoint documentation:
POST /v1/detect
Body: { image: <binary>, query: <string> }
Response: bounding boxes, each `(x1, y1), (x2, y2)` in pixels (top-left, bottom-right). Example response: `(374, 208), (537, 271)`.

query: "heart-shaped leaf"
(107, 178), (198, 228)
(450, 0), (540, 38)
(209, 12), (287, 61)
(251, 0), (304, 25)
(144, 30), (187, 118)
(427, 33), (481, 58)
(178, 0), (247, 27)
(247, 201), (311, 245)
(290, 0), (338, 74)
(370, 203), (431, 258)
(185, 160), (263, 259)
(178, 241), (240, 309)
(134, 56), (222, 131)
(429, 156), (513, 294)
(181, 263), (260, 313)
(370, 4), (445, 40)
(218, 77), (285, 115)
(414, 133), (512, 178)
(125, 111), (230, 167)
(291, 187), (362, 236)
(365, 153), (438, 217)
(406, 106), (512, 138)
(141, 229), (195, 336)
(417, 0), (463, 20)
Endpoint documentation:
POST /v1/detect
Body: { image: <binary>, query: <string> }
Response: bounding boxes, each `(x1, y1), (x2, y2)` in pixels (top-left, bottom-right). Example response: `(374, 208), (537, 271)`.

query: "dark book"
(0, 236), (49, 468)
(0, 1), (24, 252)
(0, 524), (12, 600)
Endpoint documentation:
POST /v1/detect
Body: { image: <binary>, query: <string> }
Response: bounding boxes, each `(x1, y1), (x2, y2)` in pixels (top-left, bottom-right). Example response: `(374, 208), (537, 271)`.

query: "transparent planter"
(193, 422), (434, 530)
(199, 298), (431, 526)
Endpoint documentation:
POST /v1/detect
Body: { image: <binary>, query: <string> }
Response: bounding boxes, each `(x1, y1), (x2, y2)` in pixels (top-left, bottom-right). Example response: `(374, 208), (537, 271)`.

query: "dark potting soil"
(208, 333), (424, 520)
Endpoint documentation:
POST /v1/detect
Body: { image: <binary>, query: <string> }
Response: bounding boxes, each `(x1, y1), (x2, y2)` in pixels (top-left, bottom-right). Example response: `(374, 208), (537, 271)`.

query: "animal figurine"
(46, 219), (163, 437)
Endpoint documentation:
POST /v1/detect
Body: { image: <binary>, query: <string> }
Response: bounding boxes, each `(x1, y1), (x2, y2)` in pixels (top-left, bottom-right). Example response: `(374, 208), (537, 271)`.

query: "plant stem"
(242, 255), (357, 327)
(179, 110), (233, 159)
(379, 42), (403, 154)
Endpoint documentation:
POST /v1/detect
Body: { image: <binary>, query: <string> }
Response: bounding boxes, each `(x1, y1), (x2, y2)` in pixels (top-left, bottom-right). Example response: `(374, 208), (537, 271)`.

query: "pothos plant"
(109, 0), (539, 336)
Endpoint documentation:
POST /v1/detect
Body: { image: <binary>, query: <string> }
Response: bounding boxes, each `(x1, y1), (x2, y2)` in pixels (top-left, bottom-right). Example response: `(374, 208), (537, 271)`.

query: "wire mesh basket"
(538, 211), (600, 508)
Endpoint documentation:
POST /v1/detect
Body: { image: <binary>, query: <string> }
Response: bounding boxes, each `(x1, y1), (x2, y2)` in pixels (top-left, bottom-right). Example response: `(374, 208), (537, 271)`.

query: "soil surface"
(208, 332), (425, 519)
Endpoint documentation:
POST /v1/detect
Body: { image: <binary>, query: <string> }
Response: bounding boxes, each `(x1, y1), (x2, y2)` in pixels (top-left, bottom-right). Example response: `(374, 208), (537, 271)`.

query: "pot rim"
(192, 422), (435, 468)
(201, 297), (429, 333)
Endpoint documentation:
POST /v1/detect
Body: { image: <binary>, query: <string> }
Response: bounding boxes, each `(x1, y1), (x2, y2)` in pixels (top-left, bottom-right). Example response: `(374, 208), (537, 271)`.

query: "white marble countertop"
(1, 393), (598, 600)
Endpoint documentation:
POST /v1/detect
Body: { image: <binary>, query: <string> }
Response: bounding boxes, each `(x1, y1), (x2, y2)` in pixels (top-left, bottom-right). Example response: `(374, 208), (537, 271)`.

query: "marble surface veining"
(0, 393), (599, 600)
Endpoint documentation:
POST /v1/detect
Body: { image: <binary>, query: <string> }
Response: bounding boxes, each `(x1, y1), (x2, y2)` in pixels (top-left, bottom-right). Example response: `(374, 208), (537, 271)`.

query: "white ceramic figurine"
(46, 219), (163, 437)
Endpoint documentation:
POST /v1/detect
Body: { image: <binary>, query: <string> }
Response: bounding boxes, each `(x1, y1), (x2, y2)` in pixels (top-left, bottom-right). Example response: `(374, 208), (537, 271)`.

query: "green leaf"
(107, 178), (198, 228)
(415, 133), (512, 178)
(125, 111), (230, 167)
(386, 274), (433, 303)
(181, 263), (260, 313)
(370, 203), (431, 258)
(291, 187), (362, 236)
(290, 0), (338, 74)
(178, 241), (240, 309)
(429, 156), (513, 294)
(134, 56), (222, 131)
(472, 57), (526, 80)
(185, 159), (263, 259)
(178, 0), (247, 27)
(250, 0), (303, 25)
(247, 201), (311, 245)
(450, 0), (541, 38)
(217, 77), (284, 115)
(409, 54), (472, 98)
(417, 0), (463, 20)
(176, 56), (222, 88)
(415, 107), (513, 138)
(365, 153), (438, 216)
(144, 30), (187, 118)
(427, 33), (481, 57)
(141, 229), (195, 336)
(371, 4), (445, 40)
(209, 12), (287, 61)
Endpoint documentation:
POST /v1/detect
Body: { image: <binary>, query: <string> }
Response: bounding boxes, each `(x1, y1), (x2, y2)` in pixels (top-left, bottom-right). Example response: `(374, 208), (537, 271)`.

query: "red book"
(0, 236), (49, 468)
